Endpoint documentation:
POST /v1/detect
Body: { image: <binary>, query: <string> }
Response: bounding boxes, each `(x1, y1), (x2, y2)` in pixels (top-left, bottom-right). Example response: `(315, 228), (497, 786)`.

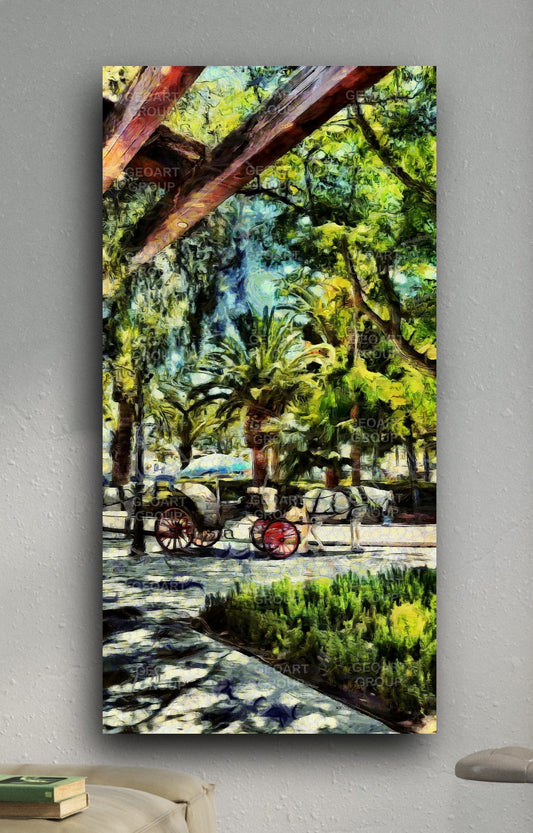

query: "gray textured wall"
(1, 2), (532, 831)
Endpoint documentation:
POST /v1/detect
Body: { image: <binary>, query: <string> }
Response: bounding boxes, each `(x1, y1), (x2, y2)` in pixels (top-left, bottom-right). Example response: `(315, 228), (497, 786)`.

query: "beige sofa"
(0, 765), (216, 833)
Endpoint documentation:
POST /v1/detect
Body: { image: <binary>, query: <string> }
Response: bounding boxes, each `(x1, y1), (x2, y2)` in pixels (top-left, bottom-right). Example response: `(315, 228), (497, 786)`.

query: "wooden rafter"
(143, 124), (207, 165)
(103, 65), (204, 193)
(124, 126), (207, 192)
(131, 65), (394, 265)
(124, 153), (183, 192)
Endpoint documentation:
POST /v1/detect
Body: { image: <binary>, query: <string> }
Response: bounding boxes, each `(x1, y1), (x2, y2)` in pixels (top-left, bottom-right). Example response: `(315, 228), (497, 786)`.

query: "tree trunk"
(350, 402), (361, 486)
(178, 442), (193, 471)
(372, 443), (380, 480)
(325, 467), (340, 489)
(252, 446), (269, 486)
(350, 444), (361, 486)
(245, 409), (269, 486)
(268, 443), (279, 482)
(117, 485), (131, 535)
(371, 407), (383, 480)
(111, 391), (135, 486)
(405, 417), (420, 510)
(131, 376), (146, 556)
(423, 443), (431, 482)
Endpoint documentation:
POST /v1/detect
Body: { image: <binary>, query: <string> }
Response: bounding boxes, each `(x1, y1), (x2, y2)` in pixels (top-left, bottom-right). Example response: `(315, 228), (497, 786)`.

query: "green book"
(0, 775), (86, 803)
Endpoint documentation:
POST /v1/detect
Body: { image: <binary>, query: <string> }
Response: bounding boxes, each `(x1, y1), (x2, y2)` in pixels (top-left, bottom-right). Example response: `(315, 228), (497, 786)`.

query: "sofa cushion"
(0, 766), (216, 833)
(0, 785), (188, 833)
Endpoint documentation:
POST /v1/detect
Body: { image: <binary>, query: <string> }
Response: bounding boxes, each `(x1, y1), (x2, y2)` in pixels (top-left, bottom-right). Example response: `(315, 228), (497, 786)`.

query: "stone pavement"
(103, 528), (436, 734)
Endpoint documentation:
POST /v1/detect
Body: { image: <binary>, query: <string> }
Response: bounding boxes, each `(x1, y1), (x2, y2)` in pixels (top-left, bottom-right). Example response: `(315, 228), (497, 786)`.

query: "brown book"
(0, 792), (88, 819)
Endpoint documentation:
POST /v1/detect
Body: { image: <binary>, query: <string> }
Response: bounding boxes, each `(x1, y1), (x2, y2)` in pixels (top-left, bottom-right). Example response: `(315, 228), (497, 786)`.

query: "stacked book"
(0, 775), (88, 819)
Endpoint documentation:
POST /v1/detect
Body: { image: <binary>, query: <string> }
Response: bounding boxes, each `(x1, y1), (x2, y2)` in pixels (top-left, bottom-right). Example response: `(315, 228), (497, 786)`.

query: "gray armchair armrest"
(456, 747), (533, 783)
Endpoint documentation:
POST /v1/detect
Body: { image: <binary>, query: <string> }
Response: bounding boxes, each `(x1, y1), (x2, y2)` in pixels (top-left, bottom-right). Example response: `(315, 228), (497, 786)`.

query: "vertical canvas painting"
(103, 66), (436, 734)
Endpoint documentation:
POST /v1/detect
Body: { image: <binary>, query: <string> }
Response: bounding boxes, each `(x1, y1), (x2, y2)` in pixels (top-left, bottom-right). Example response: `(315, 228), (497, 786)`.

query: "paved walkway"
(103, 526), (436, 734)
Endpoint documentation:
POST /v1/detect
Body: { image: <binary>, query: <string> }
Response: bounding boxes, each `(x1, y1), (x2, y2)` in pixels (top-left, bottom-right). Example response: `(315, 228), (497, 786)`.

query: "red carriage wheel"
(155, 507), (195, 553)
(263, 520), (300, 558)
(250, 518), (269, 552)
(192, 528), (222, 547)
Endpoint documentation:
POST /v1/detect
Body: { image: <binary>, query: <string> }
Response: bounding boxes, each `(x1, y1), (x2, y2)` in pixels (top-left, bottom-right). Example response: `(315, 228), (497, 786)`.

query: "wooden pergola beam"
(123, 126), (208, 193)
(103, 65), (204, 193)
(143, 124), (207, 165)
(131, 65), (394, 265)
(124, 153), (183, 192)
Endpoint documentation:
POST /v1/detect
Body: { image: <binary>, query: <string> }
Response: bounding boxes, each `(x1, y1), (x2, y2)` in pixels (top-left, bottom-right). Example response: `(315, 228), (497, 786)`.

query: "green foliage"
(203, 567), (436, 717)
(198, 306), (332, 438)
(165, 66), (296, 146)
(102, 66), (436, 485)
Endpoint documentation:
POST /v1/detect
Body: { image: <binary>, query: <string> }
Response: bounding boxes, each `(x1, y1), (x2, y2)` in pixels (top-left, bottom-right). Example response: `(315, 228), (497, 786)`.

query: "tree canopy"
(103, 66), (436, 493)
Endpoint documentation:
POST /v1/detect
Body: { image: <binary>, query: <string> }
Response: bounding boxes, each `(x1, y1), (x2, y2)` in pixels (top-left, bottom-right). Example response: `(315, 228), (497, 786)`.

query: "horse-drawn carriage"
(103, 475), (394, 559)
(145, 478), (302, 558)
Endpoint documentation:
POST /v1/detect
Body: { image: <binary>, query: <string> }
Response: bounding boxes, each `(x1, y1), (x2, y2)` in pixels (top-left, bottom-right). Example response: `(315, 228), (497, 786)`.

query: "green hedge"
(203, 567), (436, 717)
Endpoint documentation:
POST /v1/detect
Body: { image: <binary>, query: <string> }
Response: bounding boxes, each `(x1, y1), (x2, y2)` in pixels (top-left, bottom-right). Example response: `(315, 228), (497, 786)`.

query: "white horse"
(247, 484), (394, 553)
(301, 486), (395, 552)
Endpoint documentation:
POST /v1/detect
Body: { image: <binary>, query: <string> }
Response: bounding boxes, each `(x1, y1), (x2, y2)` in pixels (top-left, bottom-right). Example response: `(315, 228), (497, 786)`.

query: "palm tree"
(200, 307), (331, 485)
(277, 373), (358, 487)
(154, 379), (222, 469)
(279, 272), (363, 485)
